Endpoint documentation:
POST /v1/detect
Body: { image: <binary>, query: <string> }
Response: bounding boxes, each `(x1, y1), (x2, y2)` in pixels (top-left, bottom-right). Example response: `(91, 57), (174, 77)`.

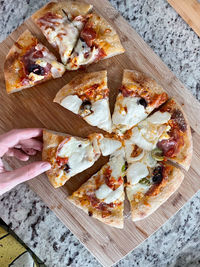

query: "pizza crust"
(32, 1), (93, 23)
(54, 70), (107, 104)
(127, 165), (184, 221)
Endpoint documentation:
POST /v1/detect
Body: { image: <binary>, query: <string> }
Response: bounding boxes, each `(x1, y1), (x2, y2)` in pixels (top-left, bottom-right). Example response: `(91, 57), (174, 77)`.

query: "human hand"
(0, 128), (51, 195)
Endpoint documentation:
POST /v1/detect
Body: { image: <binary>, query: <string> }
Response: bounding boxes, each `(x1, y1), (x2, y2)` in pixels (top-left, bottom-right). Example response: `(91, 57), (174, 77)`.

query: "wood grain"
(168, 0), (200, 37)
(0, 1), (199, 266)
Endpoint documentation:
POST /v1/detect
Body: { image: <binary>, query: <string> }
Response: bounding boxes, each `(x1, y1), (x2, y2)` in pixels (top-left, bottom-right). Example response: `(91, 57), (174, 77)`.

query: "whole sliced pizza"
(41, 68), (192, 228)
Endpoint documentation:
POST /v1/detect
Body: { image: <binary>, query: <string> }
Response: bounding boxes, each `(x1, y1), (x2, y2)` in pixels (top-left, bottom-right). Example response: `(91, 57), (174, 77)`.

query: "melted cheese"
(104, 185), (124, 204)
(130, 127), (154, 151)
(126, 183), (150, 201)
(57, 137), (97, 177)
(147, 111), (171, 124)
(109, 148), (125, 179)
(84, 99), (112, 133)
(112, 95), (147, 130)
(66, 39), (99, 70)
(99, 138), (121, 156)
(95, 184), (113, 199)
(142, 152), (157, 168)
(61, 95), (82, 114)
(127, 162), (149, 185)
(28, 72), (44, 82)
(40, 16), (84, 65)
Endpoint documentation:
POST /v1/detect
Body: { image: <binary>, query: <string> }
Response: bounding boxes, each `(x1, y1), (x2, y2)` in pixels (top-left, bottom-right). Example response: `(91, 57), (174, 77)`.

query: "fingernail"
(41, 162), (51, 171)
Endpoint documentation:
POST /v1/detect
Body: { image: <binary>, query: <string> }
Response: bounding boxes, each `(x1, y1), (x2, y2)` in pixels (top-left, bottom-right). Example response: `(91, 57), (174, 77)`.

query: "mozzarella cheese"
(84, 99), (112, 133)
(109, 148), (125, 179)
(51, 61), (66, 78)
(57, 137), (97, 177)
(127, 162), (149, 185)
(99, 138), (121, 156)
(124, 140), (145, 163)
(126, 183), (150, 201)
(95, 184), (113, 199)
(112, 95), (147, 130)
(142, 152), (157, 168)
(28, 72), (44, 82)
(61, 95), (82, 114)
(104, 185), (124, 204)
(130, 127), (154, 151)
(147, 111), (171, 125)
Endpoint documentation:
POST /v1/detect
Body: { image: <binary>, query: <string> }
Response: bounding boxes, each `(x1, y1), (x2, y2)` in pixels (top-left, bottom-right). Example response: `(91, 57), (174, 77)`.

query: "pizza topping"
(60, 95), (82, 114)
(138, 98), (148, 108)
(79, 100), (92, 116)
(99, 138), (121, 156)
(171, 109), (187, 132)
(112, 96), (147, 130)
(27, 64), (45, 75)
(64, 163), (70, 173)
(147, 111), (171, 125)
(125, 141), (145, 162)
(151, 148), (164, 161)
(95, 183), (113, 199)
(88, 211), (93, 217)
(80, 23), (97, 47)
(104, 184), (123, 204)
(152, 165), (163, 184)
(139, 177), (151, 186)
(127, 162), (149, 185)
(142, 152), (157, 168)
(130, 127), (154, 151)
(84, 99), (112, 133)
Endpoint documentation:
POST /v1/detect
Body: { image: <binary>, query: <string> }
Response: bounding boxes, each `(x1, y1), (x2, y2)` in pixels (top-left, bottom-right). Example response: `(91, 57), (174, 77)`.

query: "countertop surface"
(1, 0), (200, 266)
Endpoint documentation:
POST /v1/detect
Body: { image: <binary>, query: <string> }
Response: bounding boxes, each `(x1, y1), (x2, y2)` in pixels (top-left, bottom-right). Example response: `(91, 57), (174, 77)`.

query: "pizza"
(32, 1), (93, 65)
(124, 98), (193, 170)
(68, 148), (126, 228)
(66, 12), (125, 70)
(4, 30), (65, 94)
(126, 159), (184, 221)
(42, 129), (101, 188)
(112, 69), (169, 134)
(54, 70), (113, 133)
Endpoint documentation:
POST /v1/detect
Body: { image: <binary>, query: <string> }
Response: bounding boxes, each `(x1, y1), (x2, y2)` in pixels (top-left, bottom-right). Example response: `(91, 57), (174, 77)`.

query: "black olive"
(28, 64), (45, 75)
(138, 98), (147, 108)
(78, 144), (82, 147)
(88, 211), (93, 217)
(125, 161), (128, 170)
(64, 164), (70, 173)
(152, 165), (163, 184)
(80, 100), (92, 114)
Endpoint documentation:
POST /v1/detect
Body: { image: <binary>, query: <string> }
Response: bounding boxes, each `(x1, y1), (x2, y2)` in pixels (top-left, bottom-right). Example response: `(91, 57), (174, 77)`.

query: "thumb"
(8, 161), (51, 185)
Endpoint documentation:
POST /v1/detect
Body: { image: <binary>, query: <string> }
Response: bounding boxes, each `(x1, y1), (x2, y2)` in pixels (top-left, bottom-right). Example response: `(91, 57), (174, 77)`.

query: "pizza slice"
(124, 98), (192, 170)
(4, 30), (65, 94)
(42, 129), (101, 188)
(68, 148), (126, 228)
(66, 12), (125, 70)
(112, 69), (168, 134)
(126, 158), (184, 221)
(54, 70), (112, 133)
(32, 1), (93, 64)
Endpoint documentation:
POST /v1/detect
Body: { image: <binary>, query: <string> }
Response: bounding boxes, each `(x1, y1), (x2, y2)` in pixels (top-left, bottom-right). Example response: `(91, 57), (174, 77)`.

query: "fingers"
(19, 138), (43, 151)
(22, 148), (37, 156)
(5, 148), (29, 161)
(0, 128), (43, 156)
(0, 161), (51, 195)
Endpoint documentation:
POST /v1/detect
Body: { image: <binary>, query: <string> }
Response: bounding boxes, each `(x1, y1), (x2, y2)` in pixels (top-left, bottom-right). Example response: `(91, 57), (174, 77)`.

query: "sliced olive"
(152, 165), (163, 184)
(138, 98), (147, 108)
(64, 164), (70, 173)
(139, 177), (151, 186)
(151, 148), (164, 161)
(28, 64), (45, 75)
(80, 100), (92, 116)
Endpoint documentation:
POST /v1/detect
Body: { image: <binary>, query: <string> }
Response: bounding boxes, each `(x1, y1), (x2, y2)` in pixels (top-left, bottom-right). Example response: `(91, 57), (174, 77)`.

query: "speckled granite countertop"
(1, 0), (200, 266)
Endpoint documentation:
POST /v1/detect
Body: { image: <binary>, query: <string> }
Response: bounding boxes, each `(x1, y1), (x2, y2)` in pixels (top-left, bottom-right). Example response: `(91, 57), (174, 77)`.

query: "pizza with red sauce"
(4, 30), (65, 94)
(68, 148), (126, 228)
(54, 70), (113, 133)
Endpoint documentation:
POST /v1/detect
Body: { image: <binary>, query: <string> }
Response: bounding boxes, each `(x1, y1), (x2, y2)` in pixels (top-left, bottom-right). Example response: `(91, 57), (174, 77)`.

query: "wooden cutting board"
(168, 0), (200, 37)
(0, 1), (200, 266)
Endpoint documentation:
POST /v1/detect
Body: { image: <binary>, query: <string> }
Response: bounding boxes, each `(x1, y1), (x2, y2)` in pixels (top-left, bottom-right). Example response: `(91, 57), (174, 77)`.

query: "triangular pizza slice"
(54, 70), (113, 132)
(68, 148), (126, 228)
(32, 1), (93, 65)
(42, 129), (101, 188)
(66, 12), (125, 70)
(124, 98), (192, 170)
(126, 157), (184, 221)
(112, 69), (169, 134)
(4, 30), (65, 94)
